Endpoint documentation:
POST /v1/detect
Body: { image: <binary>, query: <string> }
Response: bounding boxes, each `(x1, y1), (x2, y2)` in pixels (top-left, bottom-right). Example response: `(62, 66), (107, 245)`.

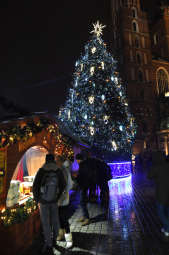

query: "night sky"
(1, 0), (162, 115)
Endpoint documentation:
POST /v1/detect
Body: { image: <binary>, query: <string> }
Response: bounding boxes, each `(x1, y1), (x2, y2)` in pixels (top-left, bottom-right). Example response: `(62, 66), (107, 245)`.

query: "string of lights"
(59, 21), (137, 154)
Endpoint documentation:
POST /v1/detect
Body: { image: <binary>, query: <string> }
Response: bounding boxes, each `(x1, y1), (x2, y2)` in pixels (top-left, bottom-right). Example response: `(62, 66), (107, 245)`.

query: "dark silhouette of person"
(148, 151), (169, 238)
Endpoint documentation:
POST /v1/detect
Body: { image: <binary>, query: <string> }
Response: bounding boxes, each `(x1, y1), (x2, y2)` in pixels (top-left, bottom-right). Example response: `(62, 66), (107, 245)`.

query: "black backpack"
(40, 170), (60, 203)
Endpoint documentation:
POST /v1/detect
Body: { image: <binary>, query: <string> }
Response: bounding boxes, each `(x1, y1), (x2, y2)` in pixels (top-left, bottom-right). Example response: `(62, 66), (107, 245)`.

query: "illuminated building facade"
(110, 0), (169, 154)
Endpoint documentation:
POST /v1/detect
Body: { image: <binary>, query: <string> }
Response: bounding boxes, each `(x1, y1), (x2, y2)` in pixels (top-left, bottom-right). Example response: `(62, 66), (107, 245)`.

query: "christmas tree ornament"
(112, 140), (117, 151)
(89, 127), (95, 136)
(114, 77), (118, 84)
(103, 115), (109, 124)
(68, 110), (71, 119)
(101, 62), (104, 70)
(91, 47), (96, 54)
(101, 95), (105, 100)
(88, 96), (94, 104)
(90, 66), (95, 75)
(111, 76), (114, 81)
(119, 125), (123, 131)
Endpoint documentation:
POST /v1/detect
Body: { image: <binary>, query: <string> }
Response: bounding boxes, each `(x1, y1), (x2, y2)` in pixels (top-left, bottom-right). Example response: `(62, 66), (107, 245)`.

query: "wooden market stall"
(0, 114), (75, 255)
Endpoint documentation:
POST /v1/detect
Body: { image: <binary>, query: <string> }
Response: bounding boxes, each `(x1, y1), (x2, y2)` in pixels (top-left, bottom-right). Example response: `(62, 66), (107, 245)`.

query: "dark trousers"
(89, 183), (97, 201)
(58, 205), (70, 233)
(80, 188), (89, 219)
(40, 203), (60, 247)
(157, 203), (169, 232)
(100, 182), (109, 200)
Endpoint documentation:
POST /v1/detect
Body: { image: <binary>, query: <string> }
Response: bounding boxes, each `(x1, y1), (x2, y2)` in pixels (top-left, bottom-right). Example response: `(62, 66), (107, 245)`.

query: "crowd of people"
(32, 152), (111, 254)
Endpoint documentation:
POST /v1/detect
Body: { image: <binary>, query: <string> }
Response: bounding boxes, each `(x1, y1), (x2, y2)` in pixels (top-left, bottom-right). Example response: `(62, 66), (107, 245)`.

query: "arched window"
(132, 21), (139, 32)
(138, 70), (143, 82)
(156, 68), (169, 95)
(136, 53), (141, 64)
(154, 34), (160, 45)
(131, 8), (137, 18)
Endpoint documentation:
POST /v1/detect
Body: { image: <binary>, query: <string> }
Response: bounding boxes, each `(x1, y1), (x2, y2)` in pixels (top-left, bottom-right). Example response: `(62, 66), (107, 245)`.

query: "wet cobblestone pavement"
(23, 174), (169, 255)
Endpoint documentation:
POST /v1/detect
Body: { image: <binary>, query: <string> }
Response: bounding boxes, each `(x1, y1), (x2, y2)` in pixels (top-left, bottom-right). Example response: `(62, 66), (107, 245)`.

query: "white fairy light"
(90, 66), (95, 75)
(88, 96), (95, 104)
(119, 125), (123, 131)
(101, 62), (104, 69)
(89, 127), (95, 136)
(103, 115), (109, 124)
(91, 47), (96, 54)
(111, 76), (114, 82)
(68, 110), (71, 119)
(112, 140), (117, 150)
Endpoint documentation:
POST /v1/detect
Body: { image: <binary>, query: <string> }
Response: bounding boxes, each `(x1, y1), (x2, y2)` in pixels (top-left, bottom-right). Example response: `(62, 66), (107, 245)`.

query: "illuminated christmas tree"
(59, 21), (136, 155)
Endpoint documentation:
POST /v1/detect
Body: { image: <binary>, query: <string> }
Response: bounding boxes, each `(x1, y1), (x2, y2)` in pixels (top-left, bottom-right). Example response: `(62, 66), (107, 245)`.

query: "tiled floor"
(23, 173), (169, 255)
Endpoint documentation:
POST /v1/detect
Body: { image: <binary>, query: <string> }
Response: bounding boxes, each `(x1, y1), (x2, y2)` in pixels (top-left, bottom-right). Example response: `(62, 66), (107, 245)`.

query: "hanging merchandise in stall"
(0, 116), (74, 225)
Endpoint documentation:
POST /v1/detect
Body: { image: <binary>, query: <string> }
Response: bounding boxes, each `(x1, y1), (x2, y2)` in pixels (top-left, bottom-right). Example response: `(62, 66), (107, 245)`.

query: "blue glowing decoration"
(108, 161), (132, 179)
(111, 76), (114, 81)
(101, 94), (105, 100)
(119, 125), (123, 131)
(108, 175), (132, 195)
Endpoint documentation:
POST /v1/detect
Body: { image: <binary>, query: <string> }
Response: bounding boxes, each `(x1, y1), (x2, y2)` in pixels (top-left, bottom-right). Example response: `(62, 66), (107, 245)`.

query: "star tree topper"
(90, 20), (106, 37)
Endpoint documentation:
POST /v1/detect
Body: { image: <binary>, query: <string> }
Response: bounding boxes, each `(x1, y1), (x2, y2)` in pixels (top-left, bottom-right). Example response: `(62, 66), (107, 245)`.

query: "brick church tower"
(110, 0), (169, 154)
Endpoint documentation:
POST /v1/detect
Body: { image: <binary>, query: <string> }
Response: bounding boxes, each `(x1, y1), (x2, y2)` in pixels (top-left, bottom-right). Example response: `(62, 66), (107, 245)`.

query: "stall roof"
(0, 111), (90, 149)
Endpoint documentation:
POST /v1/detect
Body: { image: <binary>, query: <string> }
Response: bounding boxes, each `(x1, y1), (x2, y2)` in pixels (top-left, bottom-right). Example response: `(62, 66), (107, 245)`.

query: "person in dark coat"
(33, 154), (66, 254)
(76, 153), (110, 225)
(147, 151), (169, 238)
(75, 153), (96, 226)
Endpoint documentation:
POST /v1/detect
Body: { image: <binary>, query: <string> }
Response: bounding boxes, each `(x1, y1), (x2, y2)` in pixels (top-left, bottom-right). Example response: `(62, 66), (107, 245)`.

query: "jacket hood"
(41, 161), (59, 171)
(152, 151), (165, 166)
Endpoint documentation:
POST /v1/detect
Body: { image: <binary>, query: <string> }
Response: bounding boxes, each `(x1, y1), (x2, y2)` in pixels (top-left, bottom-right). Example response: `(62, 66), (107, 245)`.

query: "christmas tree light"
(59, 21), (136, 154)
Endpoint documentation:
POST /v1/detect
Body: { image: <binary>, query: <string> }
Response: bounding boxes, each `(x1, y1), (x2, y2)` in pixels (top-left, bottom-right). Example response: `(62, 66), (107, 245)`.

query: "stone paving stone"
(22, 173), (169, 255)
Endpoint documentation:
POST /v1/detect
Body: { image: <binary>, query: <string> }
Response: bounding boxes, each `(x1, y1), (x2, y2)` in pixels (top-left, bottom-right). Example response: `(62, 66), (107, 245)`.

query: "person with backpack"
(55, 155), (73, 249)
(33, 153), (66, 254)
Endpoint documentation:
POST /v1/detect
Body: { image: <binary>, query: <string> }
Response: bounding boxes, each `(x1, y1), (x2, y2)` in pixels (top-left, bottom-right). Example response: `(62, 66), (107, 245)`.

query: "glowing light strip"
(108, 162), (131, 165)
(109, 175), (131, 183)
